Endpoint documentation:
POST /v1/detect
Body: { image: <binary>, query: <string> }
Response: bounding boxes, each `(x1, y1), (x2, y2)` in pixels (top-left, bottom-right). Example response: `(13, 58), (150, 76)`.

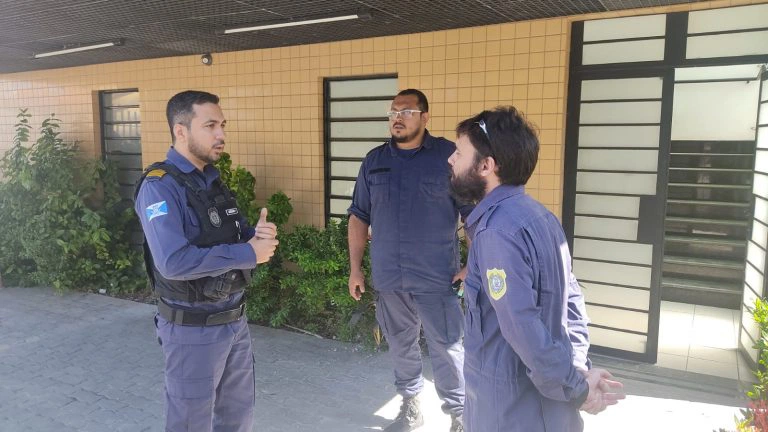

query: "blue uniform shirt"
(462, 184), (590, 432)
(348, 131), (472, 292)
(135, 148), (256, 310)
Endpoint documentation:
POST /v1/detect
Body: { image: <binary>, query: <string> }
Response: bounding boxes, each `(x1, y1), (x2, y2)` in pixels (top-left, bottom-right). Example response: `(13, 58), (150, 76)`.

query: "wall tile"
(2, 2), (761, 223)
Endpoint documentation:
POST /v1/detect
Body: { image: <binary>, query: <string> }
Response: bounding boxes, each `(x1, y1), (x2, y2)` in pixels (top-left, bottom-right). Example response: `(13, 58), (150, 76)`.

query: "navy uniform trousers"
(155, 314), (255, 432)
(375, 290), (465, 416)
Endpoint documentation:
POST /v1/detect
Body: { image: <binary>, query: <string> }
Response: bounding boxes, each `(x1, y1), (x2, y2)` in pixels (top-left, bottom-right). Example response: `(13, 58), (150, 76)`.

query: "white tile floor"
(657, 301), (750, 381)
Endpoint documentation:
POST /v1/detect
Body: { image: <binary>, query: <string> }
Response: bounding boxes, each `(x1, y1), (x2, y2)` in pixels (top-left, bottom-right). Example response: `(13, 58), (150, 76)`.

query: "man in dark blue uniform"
(135, 90), (279, 432)
(348, 89), (472, 432)
(447, 106), (624, 431)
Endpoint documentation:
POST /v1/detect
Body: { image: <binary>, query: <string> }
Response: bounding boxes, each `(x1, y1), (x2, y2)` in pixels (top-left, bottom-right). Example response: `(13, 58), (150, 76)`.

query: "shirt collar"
(387, 129), (435, 156)
(166, 146), (220, 184)
(466, 184), (525, 228)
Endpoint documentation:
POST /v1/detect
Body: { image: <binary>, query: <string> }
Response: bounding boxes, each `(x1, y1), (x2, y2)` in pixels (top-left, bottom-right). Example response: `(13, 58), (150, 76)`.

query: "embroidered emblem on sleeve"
(146, 201), (168, 221)
(486, 268), (507, 300)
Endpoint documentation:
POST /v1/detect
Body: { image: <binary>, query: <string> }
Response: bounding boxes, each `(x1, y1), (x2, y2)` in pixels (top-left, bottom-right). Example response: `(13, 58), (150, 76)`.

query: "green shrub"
(746, 297), (768, 431)
(214, 152), (376, 344)
(215, 152), (259, 224)
(243, 189), (293, 328)
(276, 218), (375, 342)
(728, 298), (768, 432)
(0, 109), (143, 292)
(262, 190), (292, 227)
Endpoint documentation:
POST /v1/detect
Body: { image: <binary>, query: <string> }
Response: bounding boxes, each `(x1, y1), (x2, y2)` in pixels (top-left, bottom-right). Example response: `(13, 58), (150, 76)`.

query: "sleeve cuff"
(246, 226), (256, 240)
(347, 207), (370, 225)
(571, 380), (589, 408)
(235, 243), (258, 268)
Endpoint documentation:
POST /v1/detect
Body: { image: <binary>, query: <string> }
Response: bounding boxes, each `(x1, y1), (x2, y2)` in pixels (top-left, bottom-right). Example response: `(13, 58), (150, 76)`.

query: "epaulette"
(145, 168), (167, 181)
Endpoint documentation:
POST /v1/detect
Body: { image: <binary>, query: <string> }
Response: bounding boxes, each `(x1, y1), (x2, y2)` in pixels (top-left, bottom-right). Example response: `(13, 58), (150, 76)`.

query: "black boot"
(384, 396), (424, 432)
(450, 414), (464, 432)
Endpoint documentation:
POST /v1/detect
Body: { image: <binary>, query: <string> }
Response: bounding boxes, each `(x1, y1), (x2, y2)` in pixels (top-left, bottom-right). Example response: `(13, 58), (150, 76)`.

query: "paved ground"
(0, 287), (749, 431)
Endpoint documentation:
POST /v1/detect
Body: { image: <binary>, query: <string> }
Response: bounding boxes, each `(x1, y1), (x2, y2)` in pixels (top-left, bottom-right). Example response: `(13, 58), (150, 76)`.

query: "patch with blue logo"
(486, 268), (507, 301)
(146, 201), (168, 221)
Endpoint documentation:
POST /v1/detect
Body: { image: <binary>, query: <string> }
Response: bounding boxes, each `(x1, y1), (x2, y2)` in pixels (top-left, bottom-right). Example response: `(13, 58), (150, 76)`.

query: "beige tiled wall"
(0, 0), (764, 226)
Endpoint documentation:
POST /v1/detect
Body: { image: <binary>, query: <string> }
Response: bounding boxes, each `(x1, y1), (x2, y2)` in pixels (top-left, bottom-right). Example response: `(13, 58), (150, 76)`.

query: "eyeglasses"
(386, 109), (422, 120)
(476, 120), (491, 140)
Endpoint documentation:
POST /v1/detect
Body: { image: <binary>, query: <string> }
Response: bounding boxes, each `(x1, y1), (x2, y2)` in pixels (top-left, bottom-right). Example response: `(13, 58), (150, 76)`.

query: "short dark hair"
(396, 89), (429, 112)
(455, 106), (539, 186)
(166, 90), (220, 143)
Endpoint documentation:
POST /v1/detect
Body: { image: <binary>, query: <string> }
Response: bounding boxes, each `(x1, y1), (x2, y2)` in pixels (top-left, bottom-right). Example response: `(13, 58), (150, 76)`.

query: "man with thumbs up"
(135, 90), (278, 432)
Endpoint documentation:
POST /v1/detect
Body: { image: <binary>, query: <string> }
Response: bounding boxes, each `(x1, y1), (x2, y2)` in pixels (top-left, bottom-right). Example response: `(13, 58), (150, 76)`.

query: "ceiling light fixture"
(221, 10), (370, 35)
(33, 39), (124, 59)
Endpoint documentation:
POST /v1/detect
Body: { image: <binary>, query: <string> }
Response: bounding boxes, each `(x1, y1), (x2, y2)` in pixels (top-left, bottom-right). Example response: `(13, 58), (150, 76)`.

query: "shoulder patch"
(145, 168), (167, 180)
(486, 268), (507, 300)
(146, 201), (168, 221)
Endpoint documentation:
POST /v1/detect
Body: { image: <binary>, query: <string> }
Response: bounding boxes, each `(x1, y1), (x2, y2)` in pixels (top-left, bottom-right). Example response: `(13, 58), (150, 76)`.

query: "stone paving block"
(0, 287), (748, 432)
(69, 389), (103, 404)
(58, 411), (91, 429)
(16, 416), (62, 432)
(95, 397), (127, 412)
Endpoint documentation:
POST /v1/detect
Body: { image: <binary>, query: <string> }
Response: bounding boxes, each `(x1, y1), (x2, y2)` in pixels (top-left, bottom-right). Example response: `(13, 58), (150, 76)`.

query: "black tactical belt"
(157, 297), (246, 326)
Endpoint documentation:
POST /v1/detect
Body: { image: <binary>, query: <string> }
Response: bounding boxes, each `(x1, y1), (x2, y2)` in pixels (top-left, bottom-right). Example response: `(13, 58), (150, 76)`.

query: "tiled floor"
(657, 301), (751, 381)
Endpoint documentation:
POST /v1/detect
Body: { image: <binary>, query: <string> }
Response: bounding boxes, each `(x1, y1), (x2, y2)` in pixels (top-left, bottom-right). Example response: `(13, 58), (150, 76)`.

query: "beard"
(391, 126), (420, 144)
(450, 165), (487, 204)
(188, 134), (222, 165)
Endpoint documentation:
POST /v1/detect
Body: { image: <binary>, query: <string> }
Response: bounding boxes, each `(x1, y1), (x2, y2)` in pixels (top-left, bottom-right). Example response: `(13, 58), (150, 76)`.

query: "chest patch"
(486, 268), (507, 301)
(208, 207), (222, 227)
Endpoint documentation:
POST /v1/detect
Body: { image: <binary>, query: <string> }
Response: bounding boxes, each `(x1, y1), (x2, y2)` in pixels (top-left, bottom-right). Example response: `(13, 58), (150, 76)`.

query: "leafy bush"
(725, 298), (768, 432)
(215, 152), (259, 224)
(215, 152), (293, 227)
(276, 218), (375, 342)
(242, 189), (293, 329)
(0, 109), (143, 292)
(262, 190), (292, 227)
(215, 152), (376, 344)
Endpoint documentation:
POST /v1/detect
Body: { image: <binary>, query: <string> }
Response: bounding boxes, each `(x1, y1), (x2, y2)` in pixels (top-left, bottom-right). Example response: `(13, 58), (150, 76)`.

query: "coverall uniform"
(462, 184), (591, 432)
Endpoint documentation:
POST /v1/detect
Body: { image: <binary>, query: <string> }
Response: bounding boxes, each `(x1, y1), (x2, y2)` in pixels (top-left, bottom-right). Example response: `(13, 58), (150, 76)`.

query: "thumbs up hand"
(254, 207), (277, 240)
(248, 207), (279, 263)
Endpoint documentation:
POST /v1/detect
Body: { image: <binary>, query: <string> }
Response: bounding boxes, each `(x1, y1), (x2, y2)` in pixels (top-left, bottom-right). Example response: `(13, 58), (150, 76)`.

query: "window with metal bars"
(99, 89), (143, 246)
(99, 89), (143, 202)
(323, 75), (397, 222)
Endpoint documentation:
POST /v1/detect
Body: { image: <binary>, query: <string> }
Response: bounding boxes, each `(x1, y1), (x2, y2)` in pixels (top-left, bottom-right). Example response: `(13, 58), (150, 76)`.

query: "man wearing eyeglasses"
(448, 107), (624, 431)
(347, 89), (471, 432)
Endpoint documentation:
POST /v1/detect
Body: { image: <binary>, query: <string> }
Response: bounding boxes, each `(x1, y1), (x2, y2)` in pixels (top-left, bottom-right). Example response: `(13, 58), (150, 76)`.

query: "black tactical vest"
(135, 162), (250, 302)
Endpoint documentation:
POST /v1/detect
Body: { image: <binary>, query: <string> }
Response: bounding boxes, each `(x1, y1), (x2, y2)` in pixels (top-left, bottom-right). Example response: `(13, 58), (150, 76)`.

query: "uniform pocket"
(368, 173), (390, 205)
(420, 173), (450, 201)
(184, 205), (200, 238)
(165, 375), (215, 399)
(201, 275), (227, 300)
(465, 305), (483, 341)
(442, 295), (464, 342)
